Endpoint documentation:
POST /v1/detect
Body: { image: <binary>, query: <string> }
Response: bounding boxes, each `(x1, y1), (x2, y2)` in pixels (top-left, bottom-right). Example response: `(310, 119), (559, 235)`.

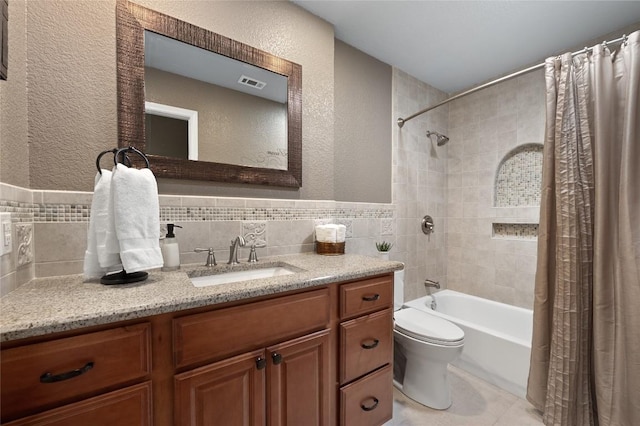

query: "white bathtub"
(404, 290), (533, 398)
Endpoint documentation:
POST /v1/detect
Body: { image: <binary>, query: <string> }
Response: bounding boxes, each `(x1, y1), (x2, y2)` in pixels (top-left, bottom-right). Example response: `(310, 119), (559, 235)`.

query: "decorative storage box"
(316, 241), (345, 255)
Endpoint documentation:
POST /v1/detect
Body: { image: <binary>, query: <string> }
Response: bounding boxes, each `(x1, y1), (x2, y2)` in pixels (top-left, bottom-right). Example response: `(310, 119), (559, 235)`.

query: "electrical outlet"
(0, 213), (12, 256)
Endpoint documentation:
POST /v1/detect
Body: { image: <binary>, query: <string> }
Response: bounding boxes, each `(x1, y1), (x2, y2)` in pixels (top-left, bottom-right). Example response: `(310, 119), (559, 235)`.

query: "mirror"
(116, 0), (302, 187)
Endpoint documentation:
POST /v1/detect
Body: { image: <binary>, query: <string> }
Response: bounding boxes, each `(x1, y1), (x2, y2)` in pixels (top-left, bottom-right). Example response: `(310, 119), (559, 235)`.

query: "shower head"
(426, 130), (449, 146)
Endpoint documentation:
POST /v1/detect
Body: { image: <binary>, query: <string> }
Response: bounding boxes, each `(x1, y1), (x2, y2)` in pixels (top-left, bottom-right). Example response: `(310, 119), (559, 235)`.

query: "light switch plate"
(0, 212), (12, 256)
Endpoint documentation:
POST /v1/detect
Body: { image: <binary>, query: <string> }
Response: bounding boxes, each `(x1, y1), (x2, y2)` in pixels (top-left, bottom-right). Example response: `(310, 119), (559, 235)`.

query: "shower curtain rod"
(396, 34), (629, 128)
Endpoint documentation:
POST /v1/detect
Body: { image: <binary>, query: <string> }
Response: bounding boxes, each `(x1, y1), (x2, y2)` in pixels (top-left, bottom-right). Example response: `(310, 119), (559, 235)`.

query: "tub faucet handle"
(424, 279), (440, 289)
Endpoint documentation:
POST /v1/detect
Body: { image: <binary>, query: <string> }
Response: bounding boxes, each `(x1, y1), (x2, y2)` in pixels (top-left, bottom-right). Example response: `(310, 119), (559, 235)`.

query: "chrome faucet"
(424, 279), (440, 289)
(227, 236), (246, 265)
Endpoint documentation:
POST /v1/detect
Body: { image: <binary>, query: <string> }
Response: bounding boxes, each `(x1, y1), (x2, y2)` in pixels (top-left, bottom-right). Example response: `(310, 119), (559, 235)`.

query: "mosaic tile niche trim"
(492, 223), (538, 240)
(495, 144), (543, 207)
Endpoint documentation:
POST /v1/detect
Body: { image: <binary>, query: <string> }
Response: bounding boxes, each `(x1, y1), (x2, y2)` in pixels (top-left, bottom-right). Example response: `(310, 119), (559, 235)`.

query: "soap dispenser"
(161, 224), (182, 271)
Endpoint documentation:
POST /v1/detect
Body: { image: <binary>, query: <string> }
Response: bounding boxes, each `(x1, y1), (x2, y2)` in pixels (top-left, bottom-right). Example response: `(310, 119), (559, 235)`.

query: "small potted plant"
(375, 241), (393, 260)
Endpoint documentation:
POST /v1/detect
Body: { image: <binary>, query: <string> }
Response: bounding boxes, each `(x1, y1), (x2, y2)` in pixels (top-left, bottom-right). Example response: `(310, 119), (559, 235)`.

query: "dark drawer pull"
(40, 362), (94, 383)
(361, 397), (379, 412)
(361, 339), (380, 350)
(362, 294), (380, 302)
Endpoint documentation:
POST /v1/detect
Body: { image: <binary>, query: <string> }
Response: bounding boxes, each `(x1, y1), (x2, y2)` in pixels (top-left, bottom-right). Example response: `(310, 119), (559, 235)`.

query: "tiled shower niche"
(493, 144), (543, 240)
(494, 144), (543, 207)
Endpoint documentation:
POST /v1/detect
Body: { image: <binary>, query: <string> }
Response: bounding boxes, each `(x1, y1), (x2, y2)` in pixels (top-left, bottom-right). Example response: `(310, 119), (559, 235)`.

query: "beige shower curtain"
(527, 31), (640, 426)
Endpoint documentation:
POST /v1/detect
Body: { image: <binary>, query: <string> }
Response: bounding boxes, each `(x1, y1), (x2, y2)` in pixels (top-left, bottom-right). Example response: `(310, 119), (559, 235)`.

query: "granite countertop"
(0, 253), (403, 343)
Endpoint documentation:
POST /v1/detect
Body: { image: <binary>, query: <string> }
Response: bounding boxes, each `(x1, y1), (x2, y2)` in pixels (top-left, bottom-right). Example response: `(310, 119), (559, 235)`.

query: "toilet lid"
(394, 308), (464, 346)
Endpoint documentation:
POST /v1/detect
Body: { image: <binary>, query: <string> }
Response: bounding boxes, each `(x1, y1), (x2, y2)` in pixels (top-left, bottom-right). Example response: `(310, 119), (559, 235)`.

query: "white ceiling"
(293, 1), (640, 93)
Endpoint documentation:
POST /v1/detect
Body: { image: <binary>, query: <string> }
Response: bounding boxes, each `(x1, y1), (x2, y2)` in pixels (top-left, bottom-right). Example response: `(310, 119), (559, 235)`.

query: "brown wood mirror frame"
(116, 0), (302, 187)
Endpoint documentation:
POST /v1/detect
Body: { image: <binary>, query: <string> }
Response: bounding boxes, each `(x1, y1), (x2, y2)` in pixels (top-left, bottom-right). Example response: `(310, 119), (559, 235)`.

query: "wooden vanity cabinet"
(174, 329), (330, 426)
(173, 288), (332, 426)
(0, 273), (395, 426)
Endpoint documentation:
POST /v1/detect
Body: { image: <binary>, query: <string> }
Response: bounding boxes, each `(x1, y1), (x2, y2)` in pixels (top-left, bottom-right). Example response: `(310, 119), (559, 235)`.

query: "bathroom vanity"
(0, 253), (400, 425)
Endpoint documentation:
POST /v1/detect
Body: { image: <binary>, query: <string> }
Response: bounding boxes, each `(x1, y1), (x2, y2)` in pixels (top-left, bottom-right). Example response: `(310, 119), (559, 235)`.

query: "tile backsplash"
(0, 182), (395, 294)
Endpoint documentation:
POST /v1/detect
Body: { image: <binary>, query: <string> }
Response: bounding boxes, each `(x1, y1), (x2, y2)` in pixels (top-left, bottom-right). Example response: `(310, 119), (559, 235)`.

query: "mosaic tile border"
(492, 223), (538, 240)
(1, 200), (394, 223)
(0, 201), (35, 222)
(160, 206), (393, 222)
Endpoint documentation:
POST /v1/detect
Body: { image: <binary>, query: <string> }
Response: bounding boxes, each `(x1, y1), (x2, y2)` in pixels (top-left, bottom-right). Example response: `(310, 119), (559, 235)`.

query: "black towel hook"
(114, 146), (150, 169)
(96, 148), (132, 174)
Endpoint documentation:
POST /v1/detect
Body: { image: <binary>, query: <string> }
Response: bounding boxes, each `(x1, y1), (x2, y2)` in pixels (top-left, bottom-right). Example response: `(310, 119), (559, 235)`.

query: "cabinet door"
(267, 329), (331, 426)
(174, 349), (266, 426)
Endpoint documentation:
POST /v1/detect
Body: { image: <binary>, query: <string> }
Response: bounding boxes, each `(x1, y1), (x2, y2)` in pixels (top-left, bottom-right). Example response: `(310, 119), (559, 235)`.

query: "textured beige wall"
(334, 40), (392, 203)
(0, 0), (28, 187)
(27, 0), (116, 191)
(13, 0), (334, 200)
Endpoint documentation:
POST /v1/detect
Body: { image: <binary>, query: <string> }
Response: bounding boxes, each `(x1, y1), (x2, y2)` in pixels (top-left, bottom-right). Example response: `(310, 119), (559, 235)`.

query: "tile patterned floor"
(384, 366), (544, 425)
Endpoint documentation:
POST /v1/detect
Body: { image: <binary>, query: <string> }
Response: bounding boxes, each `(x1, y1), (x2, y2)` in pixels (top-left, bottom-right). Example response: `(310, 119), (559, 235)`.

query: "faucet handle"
(248, 245), (258, 263)
(194, 247), (216, 267)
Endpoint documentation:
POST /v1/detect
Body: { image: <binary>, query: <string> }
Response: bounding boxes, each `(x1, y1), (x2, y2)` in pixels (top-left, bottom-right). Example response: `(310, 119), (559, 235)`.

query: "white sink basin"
(190, 266), (297, 287)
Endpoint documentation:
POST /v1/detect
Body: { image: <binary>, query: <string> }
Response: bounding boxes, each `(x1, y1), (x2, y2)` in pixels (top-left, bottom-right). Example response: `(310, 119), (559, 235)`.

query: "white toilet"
(393, 270), (464, 410)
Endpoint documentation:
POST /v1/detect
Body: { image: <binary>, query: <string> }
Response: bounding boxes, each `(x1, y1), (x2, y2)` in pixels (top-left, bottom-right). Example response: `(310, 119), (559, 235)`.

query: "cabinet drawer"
(1, 323), (151, 422)
(5, 382), (152, 426)
(340, 275), (393, 320)
(340, 365), (393, 426)
(174, 288), (330, 369)
(340, 309), (393, 384)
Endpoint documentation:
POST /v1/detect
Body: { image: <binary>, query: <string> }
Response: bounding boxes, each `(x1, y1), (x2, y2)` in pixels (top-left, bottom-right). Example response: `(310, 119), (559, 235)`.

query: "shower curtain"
(527, 30), (639, 426)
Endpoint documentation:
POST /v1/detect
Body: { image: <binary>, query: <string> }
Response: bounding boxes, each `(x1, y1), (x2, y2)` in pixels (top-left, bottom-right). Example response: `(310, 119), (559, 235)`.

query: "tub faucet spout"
(424, 279), (440, 289)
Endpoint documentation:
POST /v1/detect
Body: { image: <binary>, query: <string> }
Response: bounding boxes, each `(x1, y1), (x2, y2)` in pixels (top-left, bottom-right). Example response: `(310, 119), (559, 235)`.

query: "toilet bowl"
(393, 270), (464, 410)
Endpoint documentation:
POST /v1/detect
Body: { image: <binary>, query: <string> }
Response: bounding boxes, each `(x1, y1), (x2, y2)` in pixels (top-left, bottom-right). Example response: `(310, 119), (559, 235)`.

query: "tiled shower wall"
(446, 70), (545, 309)
(0, 181), (394, 295)
(392, 69), (449, 301)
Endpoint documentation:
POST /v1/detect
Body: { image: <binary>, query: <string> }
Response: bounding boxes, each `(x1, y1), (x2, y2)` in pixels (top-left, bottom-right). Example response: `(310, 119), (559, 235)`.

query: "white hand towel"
(110, 164), (163, 273)
(315, 224), (337, 243)
(84, 170), (120, 278)
(84, 171), (108, 278)
(336, 224), (346, 243)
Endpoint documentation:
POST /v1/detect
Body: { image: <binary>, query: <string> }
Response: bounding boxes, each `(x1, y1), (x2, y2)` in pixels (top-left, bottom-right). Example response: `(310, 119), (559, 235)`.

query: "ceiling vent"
(238, 75), (266, 90)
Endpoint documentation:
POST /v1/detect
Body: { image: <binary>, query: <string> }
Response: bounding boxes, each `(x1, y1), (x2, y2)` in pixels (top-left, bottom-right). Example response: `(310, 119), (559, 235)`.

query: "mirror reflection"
(144, 31), (289, 170)
(116, 0), (302, 187)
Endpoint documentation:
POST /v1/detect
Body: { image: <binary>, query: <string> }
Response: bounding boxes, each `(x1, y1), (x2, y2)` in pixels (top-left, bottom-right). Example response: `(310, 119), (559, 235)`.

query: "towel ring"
(114, 146), (150, 169)
(96, 148), (131, 174)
